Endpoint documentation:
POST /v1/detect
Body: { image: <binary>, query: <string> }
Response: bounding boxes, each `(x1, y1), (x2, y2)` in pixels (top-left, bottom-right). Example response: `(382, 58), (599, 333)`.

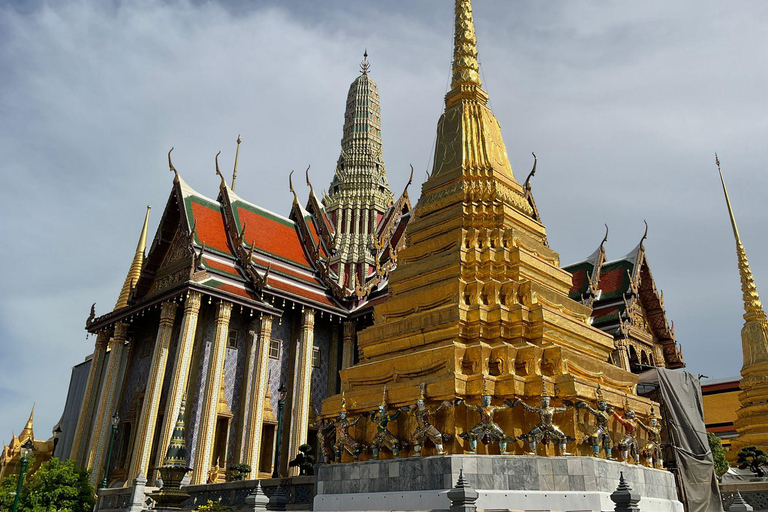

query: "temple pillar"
(70, 330), (109, 467)
(88, 322), (128, 486)
(341, 321), (355, 370)
(152, 292), (201, 480)
(192, 301), (233, 485)
(287, 307), (315, 474)
(128, 302), (177, 482)
(240, 315), (274, 477)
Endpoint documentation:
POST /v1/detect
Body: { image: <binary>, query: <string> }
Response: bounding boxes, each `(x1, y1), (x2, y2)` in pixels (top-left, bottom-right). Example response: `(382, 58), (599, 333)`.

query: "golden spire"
(115, 205), (151, 310)
(451, 0), (482, 91)
(717, 156), (766, 322)
(232, 135), (241, 191)
(19, 404), (34, 442)
(429, 0), (516, 181)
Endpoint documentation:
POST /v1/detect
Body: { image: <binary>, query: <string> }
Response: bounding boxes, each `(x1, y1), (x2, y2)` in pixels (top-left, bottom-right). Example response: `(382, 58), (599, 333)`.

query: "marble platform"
(314, 455), (684, 512)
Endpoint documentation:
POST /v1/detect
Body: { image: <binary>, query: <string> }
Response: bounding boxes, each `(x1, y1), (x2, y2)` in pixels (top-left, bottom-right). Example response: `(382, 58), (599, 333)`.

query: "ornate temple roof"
(87, 59), (412, 332)
(564, 227), (684, 369)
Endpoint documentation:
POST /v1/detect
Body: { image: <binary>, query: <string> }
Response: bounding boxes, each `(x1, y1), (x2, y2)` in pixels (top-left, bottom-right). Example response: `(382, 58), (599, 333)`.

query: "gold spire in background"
(19, 405), (34, 442)
(718, 155), (768, 459)
(115, 205), (151, 310)
(718, 156), (766, 322)
(451, 0), (482, 91)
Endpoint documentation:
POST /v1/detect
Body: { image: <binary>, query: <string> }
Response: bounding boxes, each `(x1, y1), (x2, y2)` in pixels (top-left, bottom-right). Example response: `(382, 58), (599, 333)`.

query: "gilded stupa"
(323, 0), (658, 458)
(717, 158), (768, 461)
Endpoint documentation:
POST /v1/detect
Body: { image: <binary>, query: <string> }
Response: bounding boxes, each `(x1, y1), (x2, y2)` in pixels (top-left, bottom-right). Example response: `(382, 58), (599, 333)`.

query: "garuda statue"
(638, 407), (664, 469)
(332, 394), (365, 462)
(576, 385), (615, 459)
(457, 379), (514, 454)
(400, 383), (452, 456)
(613, 395), (640, 464)
(511, 377), (574, 455)
(370, 386), (402, 459)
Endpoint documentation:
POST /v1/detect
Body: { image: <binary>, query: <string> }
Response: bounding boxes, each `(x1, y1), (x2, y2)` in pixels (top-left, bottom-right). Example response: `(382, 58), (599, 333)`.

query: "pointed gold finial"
(718, 156), (766, 322)
(451, 0), (482, 90)
(232, 135), (241, 191)
(360, 49), (370, 75)
(20, 404), (34, 442)
(115, 206), (151, 310)
(717, 153), (741, 243)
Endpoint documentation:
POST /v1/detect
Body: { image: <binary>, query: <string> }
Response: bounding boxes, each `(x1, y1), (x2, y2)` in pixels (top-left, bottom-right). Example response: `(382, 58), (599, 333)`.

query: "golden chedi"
(322, 0), (658, 460)
(718, 158), (768, 462)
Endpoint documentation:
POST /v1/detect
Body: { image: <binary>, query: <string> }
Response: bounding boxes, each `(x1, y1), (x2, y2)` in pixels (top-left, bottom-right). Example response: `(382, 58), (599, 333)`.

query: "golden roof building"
(0, 406), (55, 480)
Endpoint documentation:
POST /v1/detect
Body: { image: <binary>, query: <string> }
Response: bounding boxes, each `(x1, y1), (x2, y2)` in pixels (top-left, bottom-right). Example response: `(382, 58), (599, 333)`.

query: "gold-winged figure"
(576, 385), (615, 459)
(457, 378), (514, 454)
(613, 395), (640, 464)
(400, 383), (453, 456)
(370, 386), (402, 459)
(511, 376), (574, 455)
(638, 407), (664, 469)
(332, 394), (365, 462)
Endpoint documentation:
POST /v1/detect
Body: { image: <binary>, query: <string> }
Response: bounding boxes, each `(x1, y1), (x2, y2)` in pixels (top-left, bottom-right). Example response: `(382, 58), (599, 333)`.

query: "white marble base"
(313, 488), (685, 512)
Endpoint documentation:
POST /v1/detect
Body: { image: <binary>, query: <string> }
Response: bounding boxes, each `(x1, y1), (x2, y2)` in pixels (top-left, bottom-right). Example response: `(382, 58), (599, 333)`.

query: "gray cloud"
(0, 0), (766, 441)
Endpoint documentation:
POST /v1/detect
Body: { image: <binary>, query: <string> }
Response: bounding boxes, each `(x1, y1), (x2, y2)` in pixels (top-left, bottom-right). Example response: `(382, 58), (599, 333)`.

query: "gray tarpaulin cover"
(638, 368), (723, 512)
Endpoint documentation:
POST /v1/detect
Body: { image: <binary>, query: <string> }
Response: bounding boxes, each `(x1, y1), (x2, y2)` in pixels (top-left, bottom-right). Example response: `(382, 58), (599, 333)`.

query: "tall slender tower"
(718, 160), (768, 458)
(324, 52), (395, 290)
(327, 0), (651, 457)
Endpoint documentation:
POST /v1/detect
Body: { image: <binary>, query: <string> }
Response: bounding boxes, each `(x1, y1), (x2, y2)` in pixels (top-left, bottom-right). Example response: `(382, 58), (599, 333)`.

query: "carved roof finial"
(215, 151), (226, 189)
(601, 224), (609, 248)
(232, 135), (241, 191)
(306, 165), (315, 197)
(641, 220), (648, 246)
(289, 170), (299, 206)
(360, 49), (370, 75)
(168, 147), (179, 183)
(524, 152), (537, 191)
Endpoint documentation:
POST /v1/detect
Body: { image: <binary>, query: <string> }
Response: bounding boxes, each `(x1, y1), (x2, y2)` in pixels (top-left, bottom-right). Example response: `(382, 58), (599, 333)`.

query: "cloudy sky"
(0, 0), (766, 443)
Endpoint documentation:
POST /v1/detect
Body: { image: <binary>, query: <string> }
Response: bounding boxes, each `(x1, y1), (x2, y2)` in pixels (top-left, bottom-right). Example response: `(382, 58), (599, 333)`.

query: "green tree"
(737, 446), (768, 478)
(0, 458), (94, 512)
(707, 433), (729, 478)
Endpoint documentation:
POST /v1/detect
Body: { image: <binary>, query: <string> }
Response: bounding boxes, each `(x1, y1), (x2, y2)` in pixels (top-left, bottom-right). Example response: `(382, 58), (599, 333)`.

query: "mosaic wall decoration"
(268, 310), (295, 419)
(187, 305), (215, 466)
(310, 317), (333, 420)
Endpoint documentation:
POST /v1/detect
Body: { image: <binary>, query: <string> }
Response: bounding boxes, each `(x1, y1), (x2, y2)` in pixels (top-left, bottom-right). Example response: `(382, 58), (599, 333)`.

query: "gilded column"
(88, 322), (128, 486)
(152, 291), (202, 480)
(128, 302), (177, 482)
(241, 315), (274, 477)
(70, 330), (109, 467)
(341, 320), (355, 370)
(287, 307), (315, 474)
(192, 301), (233, 485)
